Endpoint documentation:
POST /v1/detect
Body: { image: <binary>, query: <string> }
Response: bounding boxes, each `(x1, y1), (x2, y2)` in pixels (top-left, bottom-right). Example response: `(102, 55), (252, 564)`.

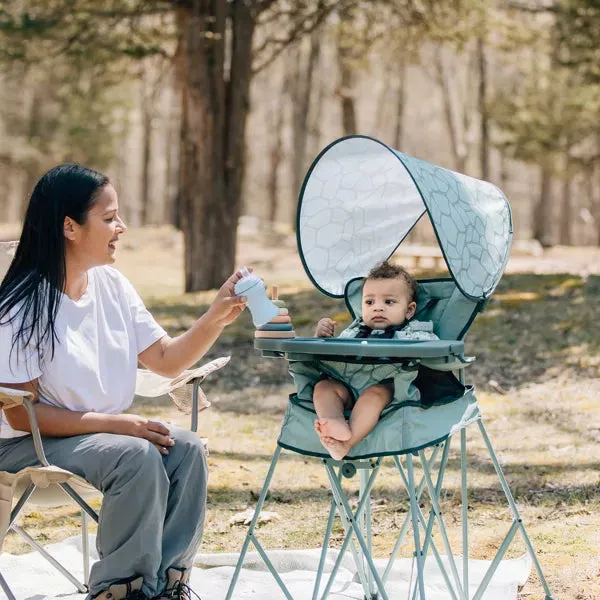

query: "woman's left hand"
(207, 269), (248, 328)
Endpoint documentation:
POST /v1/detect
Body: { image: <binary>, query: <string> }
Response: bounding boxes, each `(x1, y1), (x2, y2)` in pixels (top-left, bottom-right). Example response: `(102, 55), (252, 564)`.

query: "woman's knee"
(98, 435), (167, 492)
(170, 428), (208, 466)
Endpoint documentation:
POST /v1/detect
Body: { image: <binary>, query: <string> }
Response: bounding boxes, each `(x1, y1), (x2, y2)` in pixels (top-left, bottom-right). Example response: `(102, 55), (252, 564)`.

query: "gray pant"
(0, 426), (208, 597)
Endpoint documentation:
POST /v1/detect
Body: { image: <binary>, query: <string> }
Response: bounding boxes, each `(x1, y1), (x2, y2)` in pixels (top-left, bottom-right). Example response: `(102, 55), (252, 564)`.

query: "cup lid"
(234, 272), (263, 295)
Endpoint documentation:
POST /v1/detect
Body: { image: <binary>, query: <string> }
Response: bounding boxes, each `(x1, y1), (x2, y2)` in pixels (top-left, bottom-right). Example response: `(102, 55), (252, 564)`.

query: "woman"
(0, 164), (247, 600)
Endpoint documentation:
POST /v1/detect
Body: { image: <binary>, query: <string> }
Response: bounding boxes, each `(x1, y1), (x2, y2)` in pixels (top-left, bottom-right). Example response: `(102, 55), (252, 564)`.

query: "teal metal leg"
(225, 447), (294, 600)
(312, 490), (338, 600)
(360, 467), (376, 599)
(382, 445), (442, 585)
(475, 420), (555, 600)
(408, 445), (461, 600)
(324, 461), (390, 600)
(393, 449), (459, 600)
(461, 428), (469, 598)
(406, 454), (426, 600)
(418, 449), (465, 600)
(320, 460), (381, 600)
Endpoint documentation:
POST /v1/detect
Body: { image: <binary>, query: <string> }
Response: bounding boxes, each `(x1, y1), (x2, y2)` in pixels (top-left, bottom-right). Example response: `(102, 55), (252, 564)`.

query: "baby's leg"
(313, 379), (352, 442)
(322, 383), (393, 461)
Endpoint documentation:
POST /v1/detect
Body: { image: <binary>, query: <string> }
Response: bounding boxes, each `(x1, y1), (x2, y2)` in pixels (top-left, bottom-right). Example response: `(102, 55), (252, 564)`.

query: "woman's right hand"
(315, 318), (336, 337)
(111, 414), (174, 455)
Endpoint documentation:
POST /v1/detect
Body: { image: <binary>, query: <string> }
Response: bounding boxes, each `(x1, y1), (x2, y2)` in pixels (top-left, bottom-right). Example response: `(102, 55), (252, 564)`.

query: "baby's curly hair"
(366, 260), (418, 303)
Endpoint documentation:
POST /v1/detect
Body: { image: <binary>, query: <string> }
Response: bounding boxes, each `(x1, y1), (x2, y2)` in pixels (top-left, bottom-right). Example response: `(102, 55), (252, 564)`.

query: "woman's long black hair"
(0, 164), (109, 364)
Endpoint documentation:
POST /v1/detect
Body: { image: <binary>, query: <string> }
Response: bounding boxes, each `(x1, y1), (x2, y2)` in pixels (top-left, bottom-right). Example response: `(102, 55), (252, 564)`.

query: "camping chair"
(0, 240), (229, 596)
(225, 136), (554, 599)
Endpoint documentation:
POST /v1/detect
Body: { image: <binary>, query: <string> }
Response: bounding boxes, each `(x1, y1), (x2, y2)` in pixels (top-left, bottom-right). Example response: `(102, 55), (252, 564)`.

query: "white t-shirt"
(0, 266), (167, 439)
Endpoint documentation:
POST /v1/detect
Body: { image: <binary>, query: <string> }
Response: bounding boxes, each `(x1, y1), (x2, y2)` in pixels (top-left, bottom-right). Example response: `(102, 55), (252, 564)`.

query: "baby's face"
(362, 278), (416, 330)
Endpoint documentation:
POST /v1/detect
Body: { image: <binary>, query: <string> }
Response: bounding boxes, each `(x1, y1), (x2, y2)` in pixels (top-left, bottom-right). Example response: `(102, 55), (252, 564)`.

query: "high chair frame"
(224, 357), (554, 600)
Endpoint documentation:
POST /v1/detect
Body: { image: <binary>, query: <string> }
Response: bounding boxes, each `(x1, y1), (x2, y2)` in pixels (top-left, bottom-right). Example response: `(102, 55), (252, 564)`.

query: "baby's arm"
(315, 318), (336, 337)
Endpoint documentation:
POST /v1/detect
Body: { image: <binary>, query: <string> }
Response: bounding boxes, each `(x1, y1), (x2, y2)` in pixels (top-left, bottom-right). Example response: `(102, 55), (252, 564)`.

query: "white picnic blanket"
(0, 534), (531, 599)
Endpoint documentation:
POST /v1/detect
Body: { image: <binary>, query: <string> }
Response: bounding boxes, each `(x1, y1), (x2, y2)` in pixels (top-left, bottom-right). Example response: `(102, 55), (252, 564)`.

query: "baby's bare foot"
(316, 418), (351, 441)
(321, 437), (352, 461)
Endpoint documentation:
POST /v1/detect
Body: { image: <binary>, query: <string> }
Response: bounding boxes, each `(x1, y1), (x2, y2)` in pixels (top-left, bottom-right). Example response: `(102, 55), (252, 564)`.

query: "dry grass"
(3, 227), (600, 599)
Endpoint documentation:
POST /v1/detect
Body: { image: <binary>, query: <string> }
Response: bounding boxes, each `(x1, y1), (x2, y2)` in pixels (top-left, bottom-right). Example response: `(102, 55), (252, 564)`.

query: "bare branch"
(252, 0), (358, 74)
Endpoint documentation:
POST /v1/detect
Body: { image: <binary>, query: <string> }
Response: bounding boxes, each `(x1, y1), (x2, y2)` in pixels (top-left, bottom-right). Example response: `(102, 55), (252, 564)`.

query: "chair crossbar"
(383, 445), (443, 584)
(319, 460), (382, 600)
(0, 570), (16, 600)
(10, 524), (88, 593)
(312, 498), (337, 600)
(472, 520), (519, 600)
(418, 449), (465, 599)
(9, 481), (35, 527)
(324, 462), (390, 600)
(8, 478), (97, 594)
(58, 482), (100, 523)
(391, 448), (464, 600)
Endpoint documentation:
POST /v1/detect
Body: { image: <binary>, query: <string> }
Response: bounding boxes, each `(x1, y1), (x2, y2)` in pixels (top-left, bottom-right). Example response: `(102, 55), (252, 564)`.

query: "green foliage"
(0, 1), (175, 174)
(489, 5), (600, 173)
(556, 0), (600, 83)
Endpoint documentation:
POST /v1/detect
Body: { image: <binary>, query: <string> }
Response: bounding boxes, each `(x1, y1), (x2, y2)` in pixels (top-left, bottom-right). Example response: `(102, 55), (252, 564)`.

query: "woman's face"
(65, 183), (127, 267)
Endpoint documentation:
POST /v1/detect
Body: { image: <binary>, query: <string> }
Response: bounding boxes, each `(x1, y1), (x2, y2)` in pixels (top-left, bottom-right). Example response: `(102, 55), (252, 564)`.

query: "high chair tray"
(254, 337), (464, 360)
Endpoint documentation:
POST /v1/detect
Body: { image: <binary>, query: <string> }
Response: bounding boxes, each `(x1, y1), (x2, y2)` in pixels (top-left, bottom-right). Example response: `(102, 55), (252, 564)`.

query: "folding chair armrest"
(0, 389), (51, 467)
(0, 386), (32, 410)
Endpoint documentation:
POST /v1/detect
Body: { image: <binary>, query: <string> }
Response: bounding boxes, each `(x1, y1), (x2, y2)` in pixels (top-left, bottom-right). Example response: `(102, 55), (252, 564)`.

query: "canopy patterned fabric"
(297, 136), (512, 300)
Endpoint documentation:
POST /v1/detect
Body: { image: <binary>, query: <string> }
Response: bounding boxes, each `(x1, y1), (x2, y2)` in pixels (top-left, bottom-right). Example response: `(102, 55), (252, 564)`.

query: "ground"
(3, 226), (600, 599)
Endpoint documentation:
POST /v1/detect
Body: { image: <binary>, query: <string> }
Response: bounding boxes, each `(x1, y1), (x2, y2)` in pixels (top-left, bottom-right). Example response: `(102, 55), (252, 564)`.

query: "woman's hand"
(206, 269), (249, 328)
(111, 414), (174, 455)
(315, 318), (336, 337)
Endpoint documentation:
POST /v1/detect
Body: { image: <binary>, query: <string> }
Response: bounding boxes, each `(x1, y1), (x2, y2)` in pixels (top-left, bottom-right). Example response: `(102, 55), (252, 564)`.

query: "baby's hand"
(315, 318), (336, 338)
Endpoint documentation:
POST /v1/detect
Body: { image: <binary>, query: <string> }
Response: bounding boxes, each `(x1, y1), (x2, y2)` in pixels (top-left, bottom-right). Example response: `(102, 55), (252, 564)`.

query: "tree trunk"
(177, 1), (255, 291)
(477, 35), (490, 181)
(559, 151), (572, 245)
(534, 167), (554, 248)
(337, 6), (357, 135)
(290, 18), (323, 226)
(433, 47), (468, 173)
(140, 81), (152, 226)
(393, 59), (407, 151)
(267, 69), (288, 225)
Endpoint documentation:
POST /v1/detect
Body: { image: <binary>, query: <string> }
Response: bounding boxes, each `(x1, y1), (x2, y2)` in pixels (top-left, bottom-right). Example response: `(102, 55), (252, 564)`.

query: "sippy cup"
(234, 267), (280, 327)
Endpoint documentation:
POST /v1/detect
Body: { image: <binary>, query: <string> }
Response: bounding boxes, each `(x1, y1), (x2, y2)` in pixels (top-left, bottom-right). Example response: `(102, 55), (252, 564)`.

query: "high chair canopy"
(297, 135), (512, 301)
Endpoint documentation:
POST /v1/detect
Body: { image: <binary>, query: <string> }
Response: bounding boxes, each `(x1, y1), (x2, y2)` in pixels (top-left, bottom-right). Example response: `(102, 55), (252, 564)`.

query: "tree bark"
(290, 17), (323, 226)
(267, 69), (289, 225)
(534, 167), (554, 248)
(477, 35), (490, 181)
(433, 47), (468, 173)
(337, 6), (357, 135)
(559, 151), (572, 245)
(140, 79), (153, 226)
(177, 1), (255, 291)
(393, 59), (407, 151)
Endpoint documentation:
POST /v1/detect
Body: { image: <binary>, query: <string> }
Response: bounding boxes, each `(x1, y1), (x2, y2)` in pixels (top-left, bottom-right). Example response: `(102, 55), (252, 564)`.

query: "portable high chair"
(225, 136), (554, 599)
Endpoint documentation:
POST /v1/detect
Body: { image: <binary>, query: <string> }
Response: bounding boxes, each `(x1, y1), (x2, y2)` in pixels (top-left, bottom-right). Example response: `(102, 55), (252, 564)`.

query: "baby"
(313, 261), (437, 460)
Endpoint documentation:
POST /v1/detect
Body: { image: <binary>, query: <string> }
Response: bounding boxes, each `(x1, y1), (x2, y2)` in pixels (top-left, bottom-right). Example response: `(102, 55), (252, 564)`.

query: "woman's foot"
(321, 436), (353, 461)
(314, 417), (352, 441)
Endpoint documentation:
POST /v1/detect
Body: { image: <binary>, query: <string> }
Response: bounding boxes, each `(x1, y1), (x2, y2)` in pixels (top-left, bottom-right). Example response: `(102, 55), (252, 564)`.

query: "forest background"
(1, 0), (600, 291)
